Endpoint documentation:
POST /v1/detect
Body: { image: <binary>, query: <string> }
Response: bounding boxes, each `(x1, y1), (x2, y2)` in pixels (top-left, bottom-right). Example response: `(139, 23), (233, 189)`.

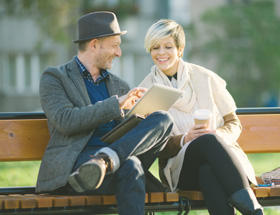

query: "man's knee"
(148, 110), (174, 129)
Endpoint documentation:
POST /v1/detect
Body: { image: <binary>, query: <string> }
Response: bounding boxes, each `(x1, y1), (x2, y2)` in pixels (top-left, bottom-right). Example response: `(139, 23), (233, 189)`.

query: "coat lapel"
(66, 58), (91, 105)
(106, 74), (123, 97)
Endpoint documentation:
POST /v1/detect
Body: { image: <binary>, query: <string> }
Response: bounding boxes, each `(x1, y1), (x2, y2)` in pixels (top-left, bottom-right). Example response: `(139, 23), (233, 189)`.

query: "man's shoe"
(68, 153), (113, 193)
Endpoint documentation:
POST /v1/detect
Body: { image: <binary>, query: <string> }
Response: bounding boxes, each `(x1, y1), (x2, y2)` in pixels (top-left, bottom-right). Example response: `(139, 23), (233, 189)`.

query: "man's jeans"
(70, 111), (173, 215)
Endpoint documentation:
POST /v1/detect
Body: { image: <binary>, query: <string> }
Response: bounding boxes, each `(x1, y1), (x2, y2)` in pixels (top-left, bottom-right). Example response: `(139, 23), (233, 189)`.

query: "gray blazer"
(36, 57), (130, 192)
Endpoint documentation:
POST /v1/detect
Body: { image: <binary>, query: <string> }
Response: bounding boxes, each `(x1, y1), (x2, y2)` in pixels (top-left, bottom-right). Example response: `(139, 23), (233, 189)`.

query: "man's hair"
(78, 40), (90, 52)
(78, 37), (106, 52)
(145, 19), (185, 57)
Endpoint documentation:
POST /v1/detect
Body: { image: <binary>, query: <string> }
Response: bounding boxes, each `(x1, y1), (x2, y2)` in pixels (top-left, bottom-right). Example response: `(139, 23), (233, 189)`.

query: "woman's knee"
(197, 133), (218, 143)
(189, 134), (223, 154)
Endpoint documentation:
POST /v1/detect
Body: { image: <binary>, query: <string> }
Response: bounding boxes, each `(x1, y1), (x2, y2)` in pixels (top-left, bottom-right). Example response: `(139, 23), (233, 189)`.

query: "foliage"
(188, 1), (280, 107)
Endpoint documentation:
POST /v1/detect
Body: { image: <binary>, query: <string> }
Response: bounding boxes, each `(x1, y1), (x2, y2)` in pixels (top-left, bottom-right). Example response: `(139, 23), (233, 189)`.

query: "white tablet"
(126, 83), (184, 117)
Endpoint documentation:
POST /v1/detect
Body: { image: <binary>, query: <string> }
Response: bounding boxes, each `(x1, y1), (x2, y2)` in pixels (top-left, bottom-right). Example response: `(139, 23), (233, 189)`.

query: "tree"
(188, 1), (280, 107)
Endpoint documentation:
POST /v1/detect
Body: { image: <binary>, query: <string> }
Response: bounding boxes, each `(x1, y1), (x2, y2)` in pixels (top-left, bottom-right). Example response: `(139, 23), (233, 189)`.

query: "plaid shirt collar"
(75, 56), (109, 85)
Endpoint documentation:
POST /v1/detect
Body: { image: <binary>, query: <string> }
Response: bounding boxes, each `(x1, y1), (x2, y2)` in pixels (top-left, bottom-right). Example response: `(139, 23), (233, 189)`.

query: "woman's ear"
(178, 47), (184, 57)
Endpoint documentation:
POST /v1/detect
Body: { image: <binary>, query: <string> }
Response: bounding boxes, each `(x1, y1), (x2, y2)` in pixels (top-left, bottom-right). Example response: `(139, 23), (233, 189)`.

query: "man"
(36, 11), (173, 215)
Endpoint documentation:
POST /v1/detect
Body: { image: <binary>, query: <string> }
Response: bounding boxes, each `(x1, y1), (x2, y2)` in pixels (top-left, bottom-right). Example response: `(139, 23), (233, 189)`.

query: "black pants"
(177, 134), (250, 215)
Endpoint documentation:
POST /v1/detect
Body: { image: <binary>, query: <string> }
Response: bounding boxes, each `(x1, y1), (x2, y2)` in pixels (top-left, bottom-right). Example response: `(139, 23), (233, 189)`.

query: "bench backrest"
(0, 118), (49, 161)
(238, 114), (280, 153)
(0, 108), (280, 161)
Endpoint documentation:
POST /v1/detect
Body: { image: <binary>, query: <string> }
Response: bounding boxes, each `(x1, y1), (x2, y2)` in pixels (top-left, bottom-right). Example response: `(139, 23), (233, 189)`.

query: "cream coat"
(139, 60), (257, 191)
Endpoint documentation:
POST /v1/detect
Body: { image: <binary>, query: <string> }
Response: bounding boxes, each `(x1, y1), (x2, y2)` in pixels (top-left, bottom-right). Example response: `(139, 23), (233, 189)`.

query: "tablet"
(126, 83), (184, 117)
(101, 114), (144, 143)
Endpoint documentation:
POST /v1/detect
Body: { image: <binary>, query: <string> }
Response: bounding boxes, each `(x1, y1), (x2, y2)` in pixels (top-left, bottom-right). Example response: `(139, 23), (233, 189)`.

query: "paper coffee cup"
(194, 109), (212, 128)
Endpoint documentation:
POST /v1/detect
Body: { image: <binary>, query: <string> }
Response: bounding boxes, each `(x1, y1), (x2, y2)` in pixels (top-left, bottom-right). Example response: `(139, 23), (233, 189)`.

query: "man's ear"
(89, 39), (99, 51)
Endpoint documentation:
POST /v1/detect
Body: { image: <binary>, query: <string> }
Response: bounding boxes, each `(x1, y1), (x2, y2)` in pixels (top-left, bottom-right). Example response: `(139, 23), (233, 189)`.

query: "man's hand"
(118, 87), (147, 110)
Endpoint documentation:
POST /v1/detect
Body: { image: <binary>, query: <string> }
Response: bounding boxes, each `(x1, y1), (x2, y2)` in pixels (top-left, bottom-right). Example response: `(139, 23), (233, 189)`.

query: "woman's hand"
(118, 87), (147, 110)
(184, 124), (216, 144)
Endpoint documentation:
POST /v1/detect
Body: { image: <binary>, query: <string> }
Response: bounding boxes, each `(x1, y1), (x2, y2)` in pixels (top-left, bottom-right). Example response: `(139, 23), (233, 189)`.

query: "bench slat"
(270, 187), (280, 197)
(165, 192), (179, 202)
(148, 192), (164, 203)
(85, 195), (102, 206)
(0, 188), (278, 210)
(68, 195), (86, 206)
(238, 114), (280, 153)
(8, 194), (37, 209)
(0, 195), (20, 209)
(25, 194), (53, 208)
(252, 187), (271, 198)
(102, 195), (117, 205)
(50, 195), (69, 207)
(0, 119), (49, 161)
(177, 190), (204, 201)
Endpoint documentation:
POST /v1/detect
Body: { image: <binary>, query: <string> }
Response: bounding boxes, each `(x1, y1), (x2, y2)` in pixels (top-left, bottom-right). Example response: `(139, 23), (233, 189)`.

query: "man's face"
(95, 35), (122, 70)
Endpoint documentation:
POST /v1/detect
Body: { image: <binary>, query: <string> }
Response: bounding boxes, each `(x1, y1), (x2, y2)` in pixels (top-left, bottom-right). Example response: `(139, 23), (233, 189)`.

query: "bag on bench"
(260, 167), (280, 185)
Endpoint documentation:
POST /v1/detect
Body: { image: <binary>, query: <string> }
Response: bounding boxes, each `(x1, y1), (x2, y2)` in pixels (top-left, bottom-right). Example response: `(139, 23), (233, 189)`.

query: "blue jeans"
(70, 111), (173, 215)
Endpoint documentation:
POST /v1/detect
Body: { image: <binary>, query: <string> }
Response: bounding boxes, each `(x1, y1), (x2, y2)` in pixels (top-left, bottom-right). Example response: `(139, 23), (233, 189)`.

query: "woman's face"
(150, 36), (182, 76)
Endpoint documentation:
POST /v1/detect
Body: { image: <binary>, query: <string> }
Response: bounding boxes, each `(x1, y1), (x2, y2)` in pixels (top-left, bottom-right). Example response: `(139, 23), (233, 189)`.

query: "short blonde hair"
(145, 19), (185, 57)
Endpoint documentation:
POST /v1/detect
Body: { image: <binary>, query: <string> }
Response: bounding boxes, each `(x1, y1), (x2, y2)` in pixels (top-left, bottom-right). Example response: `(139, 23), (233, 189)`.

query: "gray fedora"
(73, 11), (127, 43)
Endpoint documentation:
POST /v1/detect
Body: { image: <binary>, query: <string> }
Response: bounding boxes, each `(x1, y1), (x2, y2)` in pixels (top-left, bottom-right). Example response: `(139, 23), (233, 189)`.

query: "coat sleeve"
(40, 68), (124, 136)
(216, 111), (242, 145)
(158, 134), (183, 188)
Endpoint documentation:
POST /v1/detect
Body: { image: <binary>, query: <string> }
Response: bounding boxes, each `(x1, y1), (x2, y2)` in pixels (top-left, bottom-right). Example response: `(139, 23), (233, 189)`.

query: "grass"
(0, 153), (279, 214)
(0, 161), (40, 187)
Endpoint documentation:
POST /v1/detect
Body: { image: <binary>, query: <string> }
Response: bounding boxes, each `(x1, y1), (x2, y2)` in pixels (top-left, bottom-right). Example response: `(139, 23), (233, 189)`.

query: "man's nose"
(115, 46), (122, 57)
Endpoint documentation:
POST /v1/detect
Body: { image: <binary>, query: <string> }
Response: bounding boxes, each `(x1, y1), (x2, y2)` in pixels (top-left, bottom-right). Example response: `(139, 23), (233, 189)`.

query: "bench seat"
(0, 107), (280, 214)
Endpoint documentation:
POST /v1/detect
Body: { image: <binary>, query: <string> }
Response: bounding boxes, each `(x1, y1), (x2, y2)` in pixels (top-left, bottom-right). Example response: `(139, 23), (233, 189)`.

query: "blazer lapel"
(106, 74), (122, 97)
(66, 58), (91, 105)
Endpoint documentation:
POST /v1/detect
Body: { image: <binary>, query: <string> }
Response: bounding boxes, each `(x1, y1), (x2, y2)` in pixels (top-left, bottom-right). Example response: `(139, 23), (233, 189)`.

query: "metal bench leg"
(178, 197), (191, 215)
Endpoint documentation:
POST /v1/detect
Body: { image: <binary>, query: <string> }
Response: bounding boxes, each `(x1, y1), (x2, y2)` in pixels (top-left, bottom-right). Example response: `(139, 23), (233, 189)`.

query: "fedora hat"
(73, 11), (127, 43)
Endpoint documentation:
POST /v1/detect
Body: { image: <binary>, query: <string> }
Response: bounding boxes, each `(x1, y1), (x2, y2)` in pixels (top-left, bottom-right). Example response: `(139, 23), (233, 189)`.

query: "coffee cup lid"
(194, 109), (212, 120)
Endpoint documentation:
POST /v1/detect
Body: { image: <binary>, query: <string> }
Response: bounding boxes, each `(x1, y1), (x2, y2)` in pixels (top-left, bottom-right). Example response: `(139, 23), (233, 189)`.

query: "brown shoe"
(68, 153), (113, 193)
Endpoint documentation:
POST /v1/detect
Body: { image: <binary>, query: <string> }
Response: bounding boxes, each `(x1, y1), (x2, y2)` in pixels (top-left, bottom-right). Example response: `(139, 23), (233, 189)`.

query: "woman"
(139, 19), (263, 215)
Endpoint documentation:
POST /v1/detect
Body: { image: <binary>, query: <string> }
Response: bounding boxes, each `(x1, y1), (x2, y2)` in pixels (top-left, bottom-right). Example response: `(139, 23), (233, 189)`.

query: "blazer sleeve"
(40, 68), (125, 136)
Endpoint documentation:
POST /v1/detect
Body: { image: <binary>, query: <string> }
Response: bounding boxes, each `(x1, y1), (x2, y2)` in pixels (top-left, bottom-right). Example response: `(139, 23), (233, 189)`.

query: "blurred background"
(0, 0), (280, 112)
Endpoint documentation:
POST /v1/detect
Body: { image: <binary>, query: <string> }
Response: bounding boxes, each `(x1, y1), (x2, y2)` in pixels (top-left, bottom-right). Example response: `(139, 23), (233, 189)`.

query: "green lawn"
(0, 153), (279, 214)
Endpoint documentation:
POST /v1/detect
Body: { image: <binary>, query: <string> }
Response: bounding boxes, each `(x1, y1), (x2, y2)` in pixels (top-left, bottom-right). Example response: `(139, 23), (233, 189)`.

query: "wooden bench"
(0, 107), (280, 214)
